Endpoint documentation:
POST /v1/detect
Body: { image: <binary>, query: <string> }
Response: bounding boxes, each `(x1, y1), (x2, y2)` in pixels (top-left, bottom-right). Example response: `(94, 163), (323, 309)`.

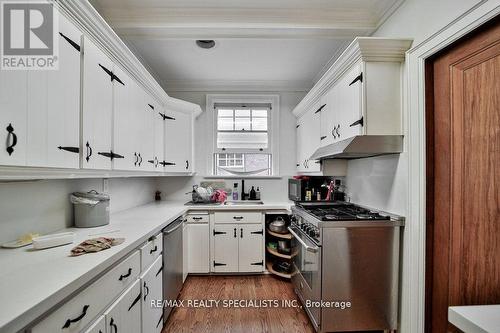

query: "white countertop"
(449, 305), (500, 333)
(0, 200), (291, 333)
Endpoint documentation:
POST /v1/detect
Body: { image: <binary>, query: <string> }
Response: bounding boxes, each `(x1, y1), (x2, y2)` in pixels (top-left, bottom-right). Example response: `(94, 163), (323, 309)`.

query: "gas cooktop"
(296, 202), (390, 221)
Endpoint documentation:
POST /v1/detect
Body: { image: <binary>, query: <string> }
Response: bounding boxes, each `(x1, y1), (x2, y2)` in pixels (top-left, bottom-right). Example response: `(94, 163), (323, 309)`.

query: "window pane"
(217, 132), (268, 149)
(235, 109), (250, 117)
(252, 110), (267, 118)
(218, 109), (233, 117)
(215, 153), (271, 176)
(252, 117), (267, 131)
(234, 118), (251, 131)
(218, 117), (234, 131)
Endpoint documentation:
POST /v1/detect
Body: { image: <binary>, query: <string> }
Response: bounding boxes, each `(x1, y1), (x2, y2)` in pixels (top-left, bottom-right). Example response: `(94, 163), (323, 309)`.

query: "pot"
(269, 216), (287, 234)
(278, 240), (291, 255)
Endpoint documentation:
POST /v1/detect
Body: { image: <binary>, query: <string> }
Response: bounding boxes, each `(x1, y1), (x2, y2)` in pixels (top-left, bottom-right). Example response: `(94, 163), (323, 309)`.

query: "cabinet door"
(296, 118), (306, 172)
(188, 223), (210, 273)
(337, 63), (363, 140)
(0, 70), (27, 166)
(302, 107), (321, 172)
(104, 280), (141, 333)
(83, 315), (105, 333)
(112, 66), (137, 171)
(163, 110), (192, 172)
(141, 256), (164, 333)
(152, 105), (164, 172)
(140, 94), (158, 172)
(238, 224), (264, 273)
(82, 37), (113, 170)
(212, 224), (239, 272)
(26, 13), (81, 168)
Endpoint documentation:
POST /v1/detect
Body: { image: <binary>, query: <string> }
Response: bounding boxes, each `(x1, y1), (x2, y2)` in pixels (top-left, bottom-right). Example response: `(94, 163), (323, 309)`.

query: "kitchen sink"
(224, 201), (264, 205)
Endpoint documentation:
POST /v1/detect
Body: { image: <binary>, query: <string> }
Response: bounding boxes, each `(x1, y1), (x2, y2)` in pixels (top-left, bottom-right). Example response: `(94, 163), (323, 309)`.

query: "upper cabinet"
(294, 37), (413, 162)
(163, 109), (193, 173)
(0, 4), (201, 178)
(296, 103), (321, 173)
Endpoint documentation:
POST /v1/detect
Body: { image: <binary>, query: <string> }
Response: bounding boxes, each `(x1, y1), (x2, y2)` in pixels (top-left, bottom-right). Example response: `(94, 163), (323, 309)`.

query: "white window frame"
(206, 94), (280, 177)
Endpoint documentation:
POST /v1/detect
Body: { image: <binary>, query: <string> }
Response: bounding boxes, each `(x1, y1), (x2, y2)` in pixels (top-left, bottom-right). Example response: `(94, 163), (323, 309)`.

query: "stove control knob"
(308, 229), (315, 237)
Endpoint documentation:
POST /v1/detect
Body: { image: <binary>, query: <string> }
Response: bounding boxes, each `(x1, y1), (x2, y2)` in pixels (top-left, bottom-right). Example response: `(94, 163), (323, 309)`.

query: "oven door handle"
(288, 227), (319, 253)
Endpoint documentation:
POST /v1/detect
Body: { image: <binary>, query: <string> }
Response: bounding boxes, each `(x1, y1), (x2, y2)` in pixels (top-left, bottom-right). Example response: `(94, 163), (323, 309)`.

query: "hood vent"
(310, 135), (404, 160)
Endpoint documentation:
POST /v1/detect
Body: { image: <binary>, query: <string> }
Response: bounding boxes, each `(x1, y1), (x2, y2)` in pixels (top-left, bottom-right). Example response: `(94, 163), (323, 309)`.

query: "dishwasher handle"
(163, 218), (183, 234)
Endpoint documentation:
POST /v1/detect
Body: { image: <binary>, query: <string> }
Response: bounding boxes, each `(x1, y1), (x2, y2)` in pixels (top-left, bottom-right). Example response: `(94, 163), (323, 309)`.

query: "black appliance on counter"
(288, 176), (344, 202)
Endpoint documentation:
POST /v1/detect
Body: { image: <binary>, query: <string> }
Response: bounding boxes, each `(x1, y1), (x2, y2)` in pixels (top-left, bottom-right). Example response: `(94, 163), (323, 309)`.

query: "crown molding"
(54, 0), (201, 115)
(292, 37), (413, 118)
(164, 80), (312, 93)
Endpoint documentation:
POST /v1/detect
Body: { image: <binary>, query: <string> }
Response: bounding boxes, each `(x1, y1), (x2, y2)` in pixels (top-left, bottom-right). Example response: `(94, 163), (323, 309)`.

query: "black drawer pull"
(251, 230), (263, 235)
(233, 216), (244, 220)
(192, 217), (203, 220)
(134, 152), (138, 166)
(233, 228), (237, 238)
(186, 160), (189, 170)
(118, 268), (132, 281)
(251, 260), (264, 266)
(240, 228), (243, 238)
(85, 141), (92, 162)
(213, 261), (226, 267)
(150, 245), (158, 254)
(110, 317), (118, 333)
(213, 230), (226, 236)
(58, 146), (79, 153)
(138, 153), (142, 166)
(143, 281), (150, 301)
(6, 123), (17, 156)
(128, 293), (141, 311)
(62, 305), (89, 329)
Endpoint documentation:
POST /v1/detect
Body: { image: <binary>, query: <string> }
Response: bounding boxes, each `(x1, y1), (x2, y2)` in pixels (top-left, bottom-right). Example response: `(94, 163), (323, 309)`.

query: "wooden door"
(426, 18), (500, 332)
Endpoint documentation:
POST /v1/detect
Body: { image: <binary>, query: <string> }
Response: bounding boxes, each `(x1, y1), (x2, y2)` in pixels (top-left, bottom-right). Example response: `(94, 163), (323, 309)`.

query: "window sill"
(203, 175), (283, 180)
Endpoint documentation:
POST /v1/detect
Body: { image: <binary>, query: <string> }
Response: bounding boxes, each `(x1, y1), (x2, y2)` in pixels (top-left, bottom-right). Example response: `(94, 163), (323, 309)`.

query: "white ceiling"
(90, 0), (404, 92)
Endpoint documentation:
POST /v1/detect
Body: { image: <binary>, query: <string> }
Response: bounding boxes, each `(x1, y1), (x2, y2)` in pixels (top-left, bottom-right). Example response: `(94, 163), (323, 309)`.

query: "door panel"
(188, 223), (210, 273)
(338, 63), (363, 140)
(212, 224), (239, 272)
(82, 37), (113, 170)
(238, 224), (264, 272)
(104, 280), (141, 333)
(426, 19), (500, 333)
(141, 256), (163, 333)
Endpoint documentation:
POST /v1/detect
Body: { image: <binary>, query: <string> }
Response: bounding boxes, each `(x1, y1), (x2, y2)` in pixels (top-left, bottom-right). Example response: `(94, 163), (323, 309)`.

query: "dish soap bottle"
(232, 183), (239, 200)
(256, 187), (261, 200)
(249, 186), (257, 200)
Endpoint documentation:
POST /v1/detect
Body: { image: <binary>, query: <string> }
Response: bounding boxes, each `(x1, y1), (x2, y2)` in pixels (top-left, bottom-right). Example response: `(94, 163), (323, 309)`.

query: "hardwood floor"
(162, 275), (315, 333)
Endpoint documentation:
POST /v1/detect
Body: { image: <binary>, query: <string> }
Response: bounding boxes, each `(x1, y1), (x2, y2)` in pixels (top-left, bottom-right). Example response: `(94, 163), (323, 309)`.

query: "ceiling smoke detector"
(196, 40), (216, 49)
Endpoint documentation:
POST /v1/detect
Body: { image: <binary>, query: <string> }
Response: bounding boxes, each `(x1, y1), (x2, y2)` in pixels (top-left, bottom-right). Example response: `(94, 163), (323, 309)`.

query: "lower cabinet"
(212, 223), (264, 273)
(188, 222), (210, 274)
(104, 280), (142, 333)
(141, 256), (164, 333)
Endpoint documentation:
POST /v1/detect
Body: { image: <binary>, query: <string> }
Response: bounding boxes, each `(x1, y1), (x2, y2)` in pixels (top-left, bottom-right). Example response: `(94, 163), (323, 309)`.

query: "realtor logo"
(1, 1), (58, 70)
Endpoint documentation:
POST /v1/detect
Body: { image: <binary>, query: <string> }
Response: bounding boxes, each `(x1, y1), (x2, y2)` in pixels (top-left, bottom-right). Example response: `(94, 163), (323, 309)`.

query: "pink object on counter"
(325, 181), (334, 201)
(211, 189), (228, 203)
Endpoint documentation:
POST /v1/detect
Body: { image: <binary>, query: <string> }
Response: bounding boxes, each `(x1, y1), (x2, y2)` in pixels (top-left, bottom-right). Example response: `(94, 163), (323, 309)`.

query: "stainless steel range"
(289, 202), (404, 332)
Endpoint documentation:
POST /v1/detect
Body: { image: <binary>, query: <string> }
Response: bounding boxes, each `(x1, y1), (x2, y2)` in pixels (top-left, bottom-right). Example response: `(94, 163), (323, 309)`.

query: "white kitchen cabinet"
(163, 109), (193, 172)
(26, 13), (82, 169)
(212, 214), (264, 273)
(83, 315), (105, 333)
(0, 69), (27, 166)
(81, 36), (114, 170)
(296, 104), (321, 173)
(212, 224), (239, 273)
(112, 66), (138, 171)
(104, 280), (141, 333)
(187, 222), (210, 273)
(141, 256), (163, 333)
(238, 224), (264, 272)
(141, 94), (161, 172)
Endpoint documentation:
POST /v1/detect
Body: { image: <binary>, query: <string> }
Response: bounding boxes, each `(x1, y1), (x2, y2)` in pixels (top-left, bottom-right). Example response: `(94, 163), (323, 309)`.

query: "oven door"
(289, 225), (321, 330)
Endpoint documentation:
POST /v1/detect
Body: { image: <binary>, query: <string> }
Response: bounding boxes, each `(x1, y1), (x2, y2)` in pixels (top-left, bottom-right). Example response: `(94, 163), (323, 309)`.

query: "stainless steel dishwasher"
(162, 216), (184, 322)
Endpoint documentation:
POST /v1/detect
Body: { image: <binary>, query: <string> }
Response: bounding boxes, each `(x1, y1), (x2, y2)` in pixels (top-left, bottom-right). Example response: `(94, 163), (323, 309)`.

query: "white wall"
(0, 177), (157, 244)
(344, 0), (484, 215)
(156, 91), (305, 202)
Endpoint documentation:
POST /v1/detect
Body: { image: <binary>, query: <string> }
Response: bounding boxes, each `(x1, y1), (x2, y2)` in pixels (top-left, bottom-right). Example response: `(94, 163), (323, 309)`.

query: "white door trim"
(403, 2), (499, 332)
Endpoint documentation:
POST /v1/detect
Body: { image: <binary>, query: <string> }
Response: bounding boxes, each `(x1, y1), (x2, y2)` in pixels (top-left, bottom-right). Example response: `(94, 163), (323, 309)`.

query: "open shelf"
(266, 246), (297, 260)
(266, 261), (294, 279)
(266, 228), (293, 240)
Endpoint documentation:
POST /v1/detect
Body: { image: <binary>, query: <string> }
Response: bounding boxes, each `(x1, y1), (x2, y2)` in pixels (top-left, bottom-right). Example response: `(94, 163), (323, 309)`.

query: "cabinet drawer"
(186, 213), (209, 223)
(140, 233), (163, 272)
(214, 211), (262, 224)
(31, 251), (140, 333)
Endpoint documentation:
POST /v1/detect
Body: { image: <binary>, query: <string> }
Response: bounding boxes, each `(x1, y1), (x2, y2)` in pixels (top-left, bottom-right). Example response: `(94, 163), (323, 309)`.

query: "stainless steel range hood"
(310, 135), (404, 160)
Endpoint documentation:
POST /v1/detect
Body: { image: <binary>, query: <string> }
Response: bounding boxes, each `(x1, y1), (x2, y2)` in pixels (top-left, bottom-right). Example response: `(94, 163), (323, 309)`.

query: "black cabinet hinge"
(213, 230), (227, 236)
(314, 104), (326, 114)
(98, 151), (124, 160)
(159, 112), (175, 121)
(320, 136), (327, 140)
(59, 32), (80, 52)
(128, 293), (141, 311)
(148, 103), (154, 110)
(251, 261), (264, 266)
(349, 117), (364, 127)
(349, 73), (363, 86)
(213, 261), (226, 267)
(296, 124), (300, 128)
(58, 146), (79, 153)
(250, 230), (263, 235)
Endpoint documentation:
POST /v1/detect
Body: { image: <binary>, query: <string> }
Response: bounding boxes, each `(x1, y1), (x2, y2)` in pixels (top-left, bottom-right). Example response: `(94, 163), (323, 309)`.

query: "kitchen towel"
(70, 237), (124, 256)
